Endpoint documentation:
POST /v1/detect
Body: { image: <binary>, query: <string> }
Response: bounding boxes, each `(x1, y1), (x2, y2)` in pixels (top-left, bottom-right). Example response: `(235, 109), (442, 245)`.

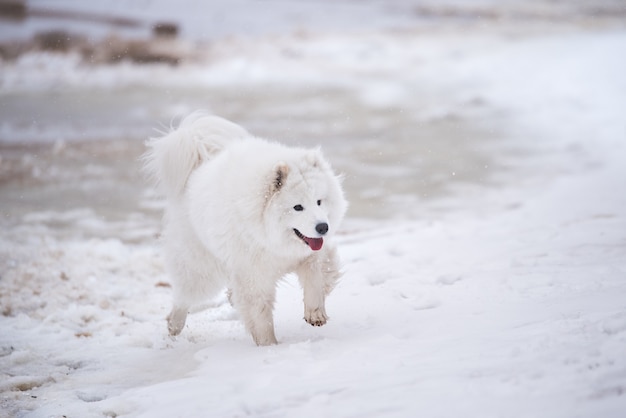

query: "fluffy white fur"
(144, 113), (348, 345)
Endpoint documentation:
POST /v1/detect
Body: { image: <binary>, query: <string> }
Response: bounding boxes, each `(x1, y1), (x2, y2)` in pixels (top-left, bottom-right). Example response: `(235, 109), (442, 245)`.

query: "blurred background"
(0, 0), (624, 238)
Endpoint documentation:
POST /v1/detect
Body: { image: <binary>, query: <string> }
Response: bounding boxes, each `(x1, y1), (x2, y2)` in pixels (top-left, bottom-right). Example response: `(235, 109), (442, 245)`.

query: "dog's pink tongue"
(305, 237), (323, 251)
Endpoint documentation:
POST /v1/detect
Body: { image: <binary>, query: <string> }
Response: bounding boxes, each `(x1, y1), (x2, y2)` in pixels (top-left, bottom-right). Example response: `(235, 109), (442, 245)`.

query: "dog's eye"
(317, 199), (322, 206)
(293, 204), (304, 211)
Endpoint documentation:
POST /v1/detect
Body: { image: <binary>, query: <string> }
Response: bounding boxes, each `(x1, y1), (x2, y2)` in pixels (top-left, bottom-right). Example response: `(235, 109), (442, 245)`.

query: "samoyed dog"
(144, 113), (348, 345)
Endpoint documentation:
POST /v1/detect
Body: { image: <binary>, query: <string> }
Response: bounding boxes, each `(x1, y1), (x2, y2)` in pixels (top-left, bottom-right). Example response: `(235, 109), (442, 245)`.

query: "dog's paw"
(304, 307), (328, 327)
(250, 327), (278, 346)
(167, 320), (183, 336)
(253, 334), (279, 346)
(166, 308), (187, 336)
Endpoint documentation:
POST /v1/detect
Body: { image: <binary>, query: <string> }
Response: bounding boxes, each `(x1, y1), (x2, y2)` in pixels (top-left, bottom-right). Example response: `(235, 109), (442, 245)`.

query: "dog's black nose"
(316, 222), (329, 235)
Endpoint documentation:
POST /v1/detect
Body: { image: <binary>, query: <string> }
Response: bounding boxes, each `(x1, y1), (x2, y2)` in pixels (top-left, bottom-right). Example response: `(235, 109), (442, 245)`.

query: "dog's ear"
(271, 162), (290, 194)
(306, 148), (332, 171)
(305, 148), (322, 168)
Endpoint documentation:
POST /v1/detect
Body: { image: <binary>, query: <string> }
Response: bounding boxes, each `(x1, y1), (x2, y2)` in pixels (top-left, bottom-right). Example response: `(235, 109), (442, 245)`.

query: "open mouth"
(294, 229), (323, 251)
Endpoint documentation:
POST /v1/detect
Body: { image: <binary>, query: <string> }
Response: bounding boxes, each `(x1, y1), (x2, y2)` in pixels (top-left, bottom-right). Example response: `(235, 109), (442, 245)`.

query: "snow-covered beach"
(1, 1), (626, 417)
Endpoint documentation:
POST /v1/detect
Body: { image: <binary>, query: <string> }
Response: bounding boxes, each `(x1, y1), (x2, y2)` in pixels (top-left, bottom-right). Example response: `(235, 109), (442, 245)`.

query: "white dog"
(144, 113), (347, 345)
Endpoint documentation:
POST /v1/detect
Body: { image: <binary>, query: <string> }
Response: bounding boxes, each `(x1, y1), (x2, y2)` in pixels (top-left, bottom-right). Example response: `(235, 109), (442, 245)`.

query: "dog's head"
(264, 149), (347, 256)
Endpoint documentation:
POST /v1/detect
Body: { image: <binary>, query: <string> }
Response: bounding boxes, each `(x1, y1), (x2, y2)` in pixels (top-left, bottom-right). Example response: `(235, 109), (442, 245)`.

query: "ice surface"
(1, 1), (626, 417)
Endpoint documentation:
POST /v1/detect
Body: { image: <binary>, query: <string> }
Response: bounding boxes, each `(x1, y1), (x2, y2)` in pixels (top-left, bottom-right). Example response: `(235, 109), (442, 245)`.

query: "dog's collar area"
(293, 228), (323, 251)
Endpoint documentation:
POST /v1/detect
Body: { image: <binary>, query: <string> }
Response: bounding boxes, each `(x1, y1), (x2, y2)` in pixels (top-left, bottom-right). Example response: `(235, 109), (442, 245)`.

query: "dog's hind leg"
(163, 233), (225, 336)
(297, 244), (342, 327)
(167, 305), (189, 336)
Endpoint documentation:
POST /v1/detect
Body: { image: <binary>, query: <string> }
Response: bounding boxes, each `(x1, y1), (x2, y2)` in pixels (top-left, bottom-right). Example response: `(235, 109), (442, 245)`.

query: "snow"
(2, 2), (626, 417)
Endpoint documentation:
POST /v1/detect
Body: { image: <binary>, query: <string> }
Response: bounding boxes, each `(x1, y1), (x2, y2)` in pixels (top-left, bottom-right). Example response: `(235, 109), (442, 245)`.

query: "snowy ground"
(1, 2), (626, 417)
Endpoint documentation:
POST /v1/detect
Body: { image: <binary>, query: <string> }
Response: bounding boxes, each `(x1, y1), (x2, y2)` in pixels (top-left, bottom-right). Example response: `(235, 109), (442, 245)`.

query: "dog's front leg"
(298, 245), (342, 327)
(230, 278), (278, 346)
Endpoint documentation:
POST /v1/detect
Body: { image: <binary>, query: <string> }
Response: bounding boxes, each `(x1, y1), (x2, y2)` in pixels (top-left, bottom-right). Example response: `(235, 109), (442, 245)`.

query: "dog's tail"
(143, 112), (250, 198)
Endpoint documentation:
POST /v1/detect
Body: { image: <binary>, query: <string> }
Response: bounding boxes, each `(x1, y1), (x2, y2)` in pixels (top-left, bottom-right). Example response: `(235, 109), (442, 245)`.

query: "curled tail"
(143, 112), (250, 198)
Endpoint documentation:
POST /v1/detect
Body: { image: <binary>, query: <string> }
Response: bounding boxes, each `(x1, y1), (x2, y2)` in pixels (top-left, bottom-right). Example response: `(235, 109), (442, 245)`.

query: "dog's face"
(264, 150), (347, 256)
